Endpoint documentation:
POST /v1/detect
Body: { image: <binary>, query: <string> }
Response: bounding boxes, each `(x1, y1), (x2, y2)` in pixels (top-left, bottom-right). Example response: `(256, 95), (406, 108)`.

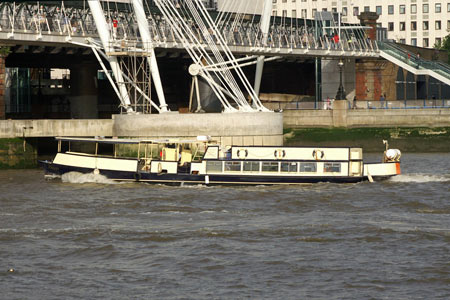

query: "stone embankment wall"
(0, 138), (36, 169)
(284, 104), (450, 128)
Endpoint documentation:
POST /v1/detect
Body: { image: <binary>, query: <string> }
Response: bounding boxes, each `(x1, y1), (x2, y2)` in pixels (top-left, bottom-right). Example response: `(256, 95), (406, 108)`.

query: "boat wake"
(61, 172), (119, 184)
(389, 173), (450, 183)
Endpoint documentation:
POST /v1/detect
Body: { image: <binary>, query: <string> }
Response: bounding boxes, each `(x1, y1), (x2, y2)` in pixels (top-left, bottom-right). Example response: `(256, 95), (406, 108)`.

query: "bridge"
(0, 0), (449, 116)
(0, 1), (379, 58)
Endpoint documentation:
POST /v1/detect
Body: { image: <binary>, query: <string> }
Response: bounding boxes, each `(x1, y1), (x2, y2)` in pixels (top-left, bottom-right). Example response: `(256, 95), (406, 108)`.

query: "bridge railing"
(266, 99), (450, 111)
(0, 2), (379, 55)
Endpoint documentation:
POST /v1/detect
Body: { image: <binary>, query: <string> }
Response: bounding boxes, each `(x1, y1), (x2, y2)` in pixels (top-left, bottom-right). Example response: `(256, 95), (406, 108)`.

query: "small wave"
(61, 172), (118, 184)
(389, 174), (450, 183)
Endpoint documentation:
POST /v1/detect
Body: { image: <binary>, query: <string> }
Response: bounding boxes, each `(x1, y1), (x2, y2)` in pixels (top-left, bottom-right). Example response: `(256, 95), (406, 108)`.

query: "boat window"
(225, 161), (241, 172)
(324, 162), (341, 173)
(300, 162), (317, 172)
(262, 162), (279, 172)
(281, 162), (298, 173)
(243, 161), (260, 172)
(206, 161), (222, 173)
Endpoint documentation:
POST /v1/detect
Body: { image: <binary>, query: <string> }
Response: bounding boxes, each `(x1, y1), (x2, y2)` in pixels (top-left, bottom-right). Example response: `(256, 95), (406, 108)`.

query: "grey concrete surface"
(283, 108), (450, 128)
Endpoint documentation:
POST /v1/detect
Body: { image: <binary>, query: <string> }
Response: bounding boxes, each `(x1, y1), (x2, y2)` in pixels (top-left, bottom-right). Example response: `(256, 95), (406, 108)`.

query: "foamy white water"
(61, 171), (119, 184)
(389, 173), (450, 183)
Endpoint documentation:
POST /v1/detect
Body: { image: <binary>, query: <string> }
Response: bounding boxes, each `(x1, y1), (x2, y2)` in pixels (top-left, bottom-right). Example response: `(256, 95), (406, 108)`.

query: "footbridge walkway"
(0, 1), (379, 59)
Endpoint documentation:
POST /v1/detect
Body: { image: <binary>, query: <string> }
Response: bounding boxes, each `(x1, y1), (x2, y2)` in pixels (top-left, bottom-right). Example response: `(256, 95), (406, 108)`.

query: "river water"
(1, 153), (449, 299)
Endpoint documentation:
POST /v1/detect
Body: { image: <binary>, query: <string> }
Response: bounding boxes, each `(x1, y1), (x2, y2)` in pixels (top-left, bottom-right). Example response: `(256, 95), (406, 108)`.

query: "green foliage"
(0, 46), (11, 57)
(434, 34), (450, 63)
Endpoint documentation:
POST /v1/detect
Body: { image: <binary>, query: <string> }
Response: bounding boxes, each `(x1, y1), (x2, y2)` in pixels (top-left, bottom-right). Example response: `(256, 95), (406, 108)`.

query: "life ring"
(274, 149), (286, 159)
(157, 162), (163, 173)
(312, 149), (324, 160)
(133, 172), (141, 181)
(237, 149), (248, 158)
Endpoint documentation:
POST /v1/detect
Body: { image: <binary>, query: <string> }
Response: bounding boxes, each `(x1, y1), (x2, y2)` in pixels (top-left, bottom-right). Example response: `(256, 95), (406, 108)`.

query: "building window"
(436, 38), (442, 46)
(388, 22), (394, 31)
(322, 8), (328, 12)
(364, 6), (370, 12)
(332, 7), (337, 13)
(423, 4), (429, 13)
(353, 7), (359, 16)
(291, 10), (297, 18)
(436, 20), (441, 30)
(400, 39), (406, 44)
(282, 0), (287, 3)
(312, 8), (317, 18)
(448, 3), (450, 12)
(282, 10), (287, 17)
(301, 9), (307, 18)
(388, 5), (394, 14)
(273, 0), (277, 3)
(411, 38), (417, 46)
(376, 6), (382, 15)
(448, 20), (450, 30)
(400, 22), (405, 31)
(342, 7), (348, 16)
(399, 5), (405, 14)
(423, 38), (429, 48)
(272, 10), (277, 16)
(411, 21), (417, 31)
(411, 4), (417, 14)
(423, 21), (429, 30)
(435, 3), (441, 13)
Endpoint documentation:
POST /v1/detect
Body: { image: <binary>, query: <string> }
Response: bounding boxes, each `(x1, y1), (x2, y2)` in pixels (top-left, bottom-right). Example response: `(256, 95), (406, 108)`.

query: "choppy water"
(1, 153), (449, 299)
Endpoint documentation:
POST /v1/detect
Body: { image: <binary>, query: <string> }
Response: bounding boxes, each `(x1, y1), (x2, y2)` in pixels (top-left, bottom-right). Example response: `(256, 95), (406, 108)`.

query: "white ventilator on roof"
(153, 0), (269, 112)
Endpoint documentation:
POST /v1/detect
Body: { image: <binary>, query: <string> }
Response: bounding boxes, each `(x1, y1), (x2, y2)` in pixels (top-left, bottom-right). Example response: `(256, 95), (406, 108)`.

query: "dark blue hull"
(39, 160), (371, 185)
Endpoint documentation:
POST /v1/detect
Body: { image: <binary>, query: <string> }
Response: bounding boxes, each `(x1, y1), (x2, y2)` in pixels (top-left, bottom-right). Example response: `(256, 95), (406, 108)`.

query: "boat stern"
(364, 162), (401, 180)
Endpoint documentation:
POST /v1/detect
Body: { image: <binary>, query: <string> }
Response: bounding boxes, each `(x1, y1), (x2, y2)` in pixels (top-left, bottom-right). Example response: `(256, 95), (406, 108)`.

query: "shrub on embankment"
(283, 127), (450, 152)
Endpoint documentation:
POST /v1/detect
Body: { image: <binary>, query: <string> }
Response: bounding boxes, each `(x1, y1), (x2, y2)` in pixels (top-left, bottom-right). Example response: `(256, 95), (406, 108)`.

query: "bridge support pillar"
(69, 64), (98, 119)
(0, 53), (7, 119)
(358, 12), (379, 41)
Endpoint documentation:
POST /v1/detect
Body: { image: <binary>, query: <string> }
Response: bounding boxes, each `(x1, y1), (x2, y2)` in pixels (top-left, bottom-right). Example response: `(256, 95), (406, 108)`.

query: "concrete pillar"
(332, 100), (348, 127)
(69, 64), (98, 119)
(0, 53), (7, 119)
(357, 12), (379, 41)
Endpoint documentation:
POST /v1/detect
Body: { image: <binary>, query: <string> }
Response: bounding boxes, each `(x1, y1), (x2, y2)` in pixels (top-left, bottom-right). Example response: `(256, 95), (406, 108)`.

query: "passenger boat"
(39, 136), (401, 185)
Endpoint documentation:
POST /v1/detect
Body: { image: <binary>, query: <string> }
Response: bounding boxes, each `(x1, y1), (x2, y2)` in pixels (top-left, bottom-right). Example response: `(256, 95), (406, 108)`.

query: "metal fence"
(265, 99), (450, 111)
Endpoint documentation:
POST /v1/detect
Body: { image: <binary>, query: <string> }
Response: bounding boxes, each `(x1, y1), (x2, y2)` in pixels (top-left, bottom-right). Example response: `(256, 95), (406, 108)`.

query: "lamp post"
(335, 59), (346, 100)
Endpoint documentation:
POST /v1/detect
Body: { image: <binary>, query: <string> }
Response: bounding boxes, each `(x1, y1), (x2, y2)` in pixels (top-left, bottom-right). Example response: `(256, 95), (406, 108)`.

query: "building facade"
(271, 0), (450, 48)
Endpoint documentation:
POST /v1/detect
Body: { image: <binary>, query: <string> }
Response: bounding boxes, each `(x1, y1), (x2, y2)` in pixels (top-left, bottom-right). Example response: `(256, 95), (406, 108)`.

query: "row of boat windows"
(206, 161), (342, 173)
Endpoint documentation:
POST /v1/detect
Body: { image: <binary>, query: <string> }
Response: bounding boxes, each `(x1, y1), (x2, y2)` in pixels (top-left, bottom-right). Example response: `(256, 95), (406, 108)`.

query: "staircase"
(378, 41), (450, 86)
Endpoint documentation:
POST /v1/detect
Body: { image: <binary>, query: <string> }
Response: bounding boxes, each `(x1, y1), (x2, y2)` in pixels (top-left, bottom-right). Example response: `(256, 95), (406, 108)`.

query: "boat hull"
(39, 160), (394, 185)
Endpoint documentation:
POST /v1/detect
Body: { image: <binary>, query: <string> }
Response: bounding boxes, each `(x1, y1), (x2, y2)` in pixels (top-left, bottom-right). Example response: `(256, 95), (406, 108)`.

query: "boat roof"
(55, 136), (212, 145)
